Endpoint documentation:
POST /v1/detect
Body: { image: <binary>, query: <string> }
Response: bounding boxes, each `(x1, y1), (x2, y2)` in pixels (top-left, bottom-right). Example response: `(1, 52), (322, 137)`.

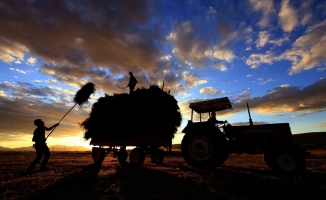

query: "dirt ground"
(0, 150), (325, 200)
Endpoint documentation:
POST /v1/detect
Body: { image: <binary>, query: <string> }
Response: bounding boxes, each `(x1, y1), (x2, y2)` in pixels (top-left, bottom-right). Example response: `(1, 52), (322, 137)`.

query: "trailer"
(90, 131), (171, 166)
(181, 97), (308, 175)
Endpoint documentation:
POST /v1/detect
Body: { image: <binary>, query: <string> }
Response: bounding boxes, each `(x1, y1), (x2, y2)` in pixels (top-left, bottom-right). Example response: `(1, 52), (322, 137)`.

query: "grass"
(0, 150), (325, 200)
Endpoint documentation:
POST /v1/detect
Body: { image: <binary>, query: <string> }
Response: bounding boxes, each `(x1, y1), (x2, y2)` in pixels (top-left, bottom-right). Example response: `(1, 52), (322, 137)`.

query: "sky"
(0, 0), (325, 149)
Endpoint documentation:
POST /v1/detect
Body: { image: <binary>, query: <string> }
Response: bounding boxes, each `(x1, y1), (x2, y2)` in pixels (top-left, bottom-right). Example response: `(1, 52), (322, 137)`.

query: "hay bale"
(81, 85), (182, 140)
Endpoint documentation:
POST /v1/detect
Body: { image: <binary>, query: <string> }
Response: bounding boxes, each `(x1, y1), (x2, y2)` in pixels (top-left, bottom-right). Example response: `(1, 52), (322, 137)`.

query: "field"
(1, 150), (326, 200)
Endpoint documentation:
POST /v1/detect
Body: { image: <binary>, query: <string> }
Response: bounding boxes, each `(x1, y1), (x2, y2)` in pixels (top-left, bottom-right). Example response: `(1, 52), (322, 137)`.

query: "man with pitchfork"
(27, 119), (59, 173)
(125, 72), (138, 94)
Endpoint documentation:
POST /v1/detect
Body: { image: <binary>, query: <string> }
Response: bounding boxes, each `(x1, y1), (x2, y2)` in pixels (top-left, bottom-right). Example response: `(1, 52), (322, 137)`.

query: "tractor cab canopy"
(189, 97), (232, 121)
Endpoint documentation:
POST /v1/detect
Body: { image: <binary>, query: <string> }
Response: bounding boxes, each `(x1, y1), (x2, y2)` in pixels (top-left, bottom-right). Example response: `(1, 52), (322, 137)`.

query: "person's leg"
(130, 85), (135, 94)
(40, 145), (51, 170)
(27, 145), (43, 172)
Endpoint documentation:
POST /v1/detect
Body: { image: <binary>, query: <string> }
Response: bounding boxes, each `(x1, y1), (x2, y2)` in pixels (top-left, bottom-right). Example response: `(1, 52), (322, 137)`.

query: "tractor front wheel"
(264, 147), (306, 175)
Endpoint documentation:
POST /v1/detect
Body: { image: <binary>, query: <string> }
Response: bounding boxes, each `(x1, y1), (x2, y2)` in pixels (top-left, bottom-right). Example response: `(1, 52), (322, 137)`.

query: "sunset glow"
(0, 0), (325, 149)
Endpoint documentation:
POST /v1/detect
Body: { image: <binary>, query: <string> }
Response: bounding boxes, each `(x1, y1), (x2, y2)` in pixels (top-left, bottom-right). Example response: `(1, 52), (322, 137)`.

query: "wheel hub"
(189, 136), (212, 161)
(276, 153), (298, 171)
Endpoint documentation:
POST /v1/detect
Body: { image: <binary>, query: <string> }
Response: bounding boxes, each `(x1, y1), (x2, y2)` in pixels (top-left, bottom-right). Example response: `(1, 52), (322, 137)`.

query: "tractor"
(181, 97), (307, 175)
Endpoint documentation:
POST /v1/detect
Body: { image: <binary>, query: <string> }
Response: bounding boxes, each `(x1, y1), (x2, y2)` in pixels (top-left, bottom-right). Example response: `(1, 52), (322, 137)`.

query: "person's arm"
(45, 123), (59, 131)
(127, 79), (131, 87)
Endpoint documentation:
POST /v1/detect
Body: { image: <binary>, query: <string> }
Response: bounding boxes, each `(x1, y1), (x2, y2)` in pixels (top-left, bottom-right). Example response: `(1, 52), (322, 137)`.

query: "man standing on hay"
(27, 119), (59, 173)
(126, 71), (138, 94)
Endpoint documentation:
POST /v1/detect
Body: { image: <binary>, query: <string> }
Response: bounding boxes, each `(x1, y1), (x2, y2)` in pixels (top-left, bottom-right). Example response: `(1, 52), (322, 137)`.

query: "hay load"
(81, 85), (182, 141)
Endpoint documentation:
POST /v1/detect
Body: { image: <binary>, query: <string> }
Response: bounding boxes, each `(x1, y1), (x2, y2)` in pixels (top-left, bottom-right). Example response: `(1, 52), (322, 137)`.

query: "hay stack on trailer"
(82, 85), (182, 140)
(81, 85), (182, 166)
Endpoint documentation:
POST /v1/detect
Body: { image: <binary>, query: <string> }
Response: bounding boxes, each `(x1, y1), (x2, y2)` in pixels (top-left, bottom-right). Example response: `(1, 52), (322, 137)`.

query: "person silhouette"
(126, 72), (138, 94)
(207, 111), (224, 125)
(27, 119), (59, 172)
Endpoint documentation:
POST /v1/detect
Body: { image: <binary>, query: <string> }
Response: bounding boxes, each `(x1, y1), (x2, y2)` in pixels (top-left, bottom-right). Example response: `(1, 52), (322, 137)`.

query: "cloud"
(33, 80), (43, 83)
(245, 51), (277, 69)
(0, 81), (58, 99)
(269, 35), (289, 46)
(278, 0), (299, 32)
(10, 68), (27, 74)
(278, 0), (298, 32)
(317, 67), (326, 72)
(0, 82), (93, 141)
(256, 31), (289, 49)
(255, 77), (275, 85)
(167, 9), (239, 67)
(167, 21), (209, 67)
(316, 1), (326, 15)
(0, 50), (16, 63)
(199, 87), (225, 96)
(279, 0), (313, 31)
(247, 19), (325, 74)
(297, 0), (313, 26)
(256, 31), (270, 48)
(27, 57), (36, 66)
(0, 40), (27, 63)
(182, 71), (207, 88)
(0, 90), (6, 97)
(284, 20), (326, 75)
(232, 79), (326, 116)
(0, 95), (90, 141)
(0, 0), (250, 95)
(0, 0), (163, 83)
(211, 49), (235, 62)
(0, 1), (214, 96)
(249, 0), (275, 27)
(321, 122), (326, 128)
(200, 87), (216, 95)
(212, 62), (228, 72)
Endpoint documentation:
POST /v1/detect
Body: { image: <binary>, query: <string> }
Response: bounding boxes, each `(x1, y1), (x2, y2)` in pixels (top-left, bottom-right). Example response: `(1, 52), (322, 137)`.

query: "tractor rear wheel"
(181, 132), (228, 169)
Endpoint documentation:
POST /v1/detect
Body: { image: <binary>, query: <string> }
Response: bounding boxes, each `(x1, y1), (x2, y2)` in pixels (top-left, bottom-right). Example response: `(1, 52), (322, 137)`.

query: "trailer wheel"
(181, 132), (228, 169)
(265, 148), (306, 175)
(151, 149), (165, 164)
(92, 148), (106, 165)
(117, 149), (128, 165)
(129, 148), (145, 166)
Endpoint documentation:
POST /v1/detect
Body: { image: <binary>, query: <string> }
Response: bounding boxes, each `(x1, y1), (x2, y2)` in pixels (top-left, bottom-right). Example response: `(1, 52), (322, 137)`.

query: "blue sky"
(0, 0), (325, 148)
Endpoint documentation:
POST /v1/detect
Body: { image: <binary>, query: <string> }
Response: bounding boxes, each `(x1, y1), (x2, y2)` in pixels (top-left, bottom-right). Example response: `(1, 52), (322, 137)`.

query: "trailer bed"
(90, 132), (170, 147)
